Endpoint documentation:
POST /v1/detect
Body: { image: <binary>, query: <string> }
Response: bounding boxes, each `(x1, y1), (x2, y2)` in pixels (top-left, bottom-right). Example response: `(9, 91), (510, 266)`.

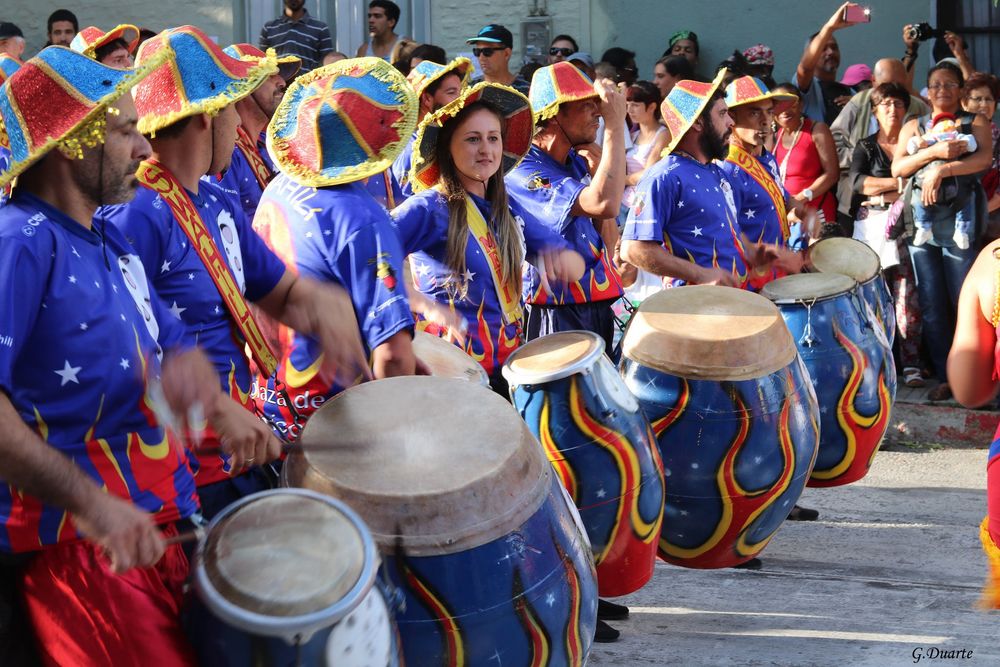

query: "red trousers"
(20, 524), (196, 667)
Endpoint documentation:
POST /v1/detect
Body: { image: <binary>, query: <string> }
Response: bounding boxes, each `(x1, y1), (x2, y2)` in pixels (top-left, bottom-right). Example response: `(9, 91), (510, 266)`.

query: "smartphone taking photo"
(843, 4), (871, 23)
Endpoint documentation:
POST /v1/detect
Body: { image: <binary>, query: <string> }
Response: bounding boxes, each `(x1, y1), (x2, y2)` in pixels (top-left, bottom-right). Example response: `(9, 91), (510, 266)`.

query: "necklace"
(778, 118), (805, 182)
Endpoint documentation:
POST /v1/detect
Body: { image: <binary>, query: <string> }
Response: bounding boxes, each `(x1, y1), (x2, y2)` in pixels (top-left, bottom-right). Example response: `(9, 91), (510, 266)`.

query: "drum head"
(412, 331), (489, 385)
(291, 376), (551, 555)
(200, 491), (370, 619)
(761, 273), (857, 304)
(622, 285), (796, 381)
(502, 330), (604, 385)
(806, 237), (880, 283)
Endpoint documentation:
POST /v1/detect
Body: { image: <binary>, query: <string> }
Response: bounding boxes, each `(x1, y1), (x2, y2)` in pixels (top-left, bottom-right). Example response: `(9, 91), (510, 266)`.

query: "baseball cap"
(0, 23), (24, 40)
(566, 51), (595, 68)
(840, 63), (872, 87)
(466, 24), (513, 49)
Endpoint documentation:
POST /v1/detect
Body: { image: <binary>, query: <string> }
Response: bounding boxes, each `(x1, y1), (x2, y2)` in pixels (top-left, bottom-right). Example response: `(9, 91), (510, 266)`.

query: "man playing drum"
(0, 46), (224, 665)
(100, 26), (370, 517)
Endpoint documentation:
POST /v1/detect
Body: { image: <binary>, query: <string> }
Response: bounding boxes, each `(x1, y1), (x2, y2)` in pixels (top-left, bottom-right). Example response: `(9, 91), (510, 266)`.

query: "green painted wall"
(588, 0), (932, 89)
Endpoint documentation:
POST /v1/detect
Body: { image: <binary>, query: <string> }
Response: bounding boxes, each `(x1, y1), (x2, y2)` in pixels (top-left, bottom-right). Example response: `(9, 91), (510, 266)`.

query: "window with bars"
(937, 0), (1000, 76)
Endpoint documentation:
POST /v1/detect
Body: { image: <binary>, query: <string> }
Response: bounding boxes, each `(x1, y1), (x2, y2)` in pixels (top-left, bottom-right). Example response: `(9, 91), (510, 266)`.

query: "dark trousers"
(525, 299), (617, 360)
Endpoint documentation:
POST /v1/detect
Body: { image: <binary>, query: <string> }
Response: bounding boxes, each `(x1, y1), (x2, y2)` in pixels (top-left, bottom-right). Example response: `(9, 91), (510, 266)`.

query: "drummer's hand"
(160, 348), (221, 430)
(413, 298), (468, 347)
(207, 397), (282, 473)
(283, 278), (372, 386)
(541, 248), (586, 284)
(694, 266), (739, 287)
(72, 492), (165, 574)
(774, 246), (806, 274)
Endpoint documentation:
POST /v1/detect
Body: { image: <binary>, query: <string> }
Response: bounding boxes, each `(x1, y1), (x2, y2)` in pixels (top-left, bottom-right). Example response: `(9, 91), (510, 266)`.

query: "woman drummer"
(392, 82), (584, 394)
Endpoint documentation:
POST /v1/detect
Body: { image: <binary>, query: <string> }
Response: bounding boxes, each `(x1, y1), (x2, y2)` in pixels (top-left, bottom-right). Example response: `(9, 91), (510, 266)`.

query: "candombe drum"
(762, 273), (896, 487)
(619, 286), (819, 569)
(806, 237), (896, 347)
(187, 488), (400, 666)
(501, 330), (665, 597)
(283, 376), (599, 666)
(412, 330), (489, 385)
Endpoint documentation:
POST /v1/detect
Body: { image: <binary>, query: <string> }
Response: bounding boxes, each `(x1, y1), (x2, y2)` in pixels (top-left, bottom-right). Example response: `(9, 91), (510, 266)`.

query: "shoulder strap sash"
(726, 143), (789, 241)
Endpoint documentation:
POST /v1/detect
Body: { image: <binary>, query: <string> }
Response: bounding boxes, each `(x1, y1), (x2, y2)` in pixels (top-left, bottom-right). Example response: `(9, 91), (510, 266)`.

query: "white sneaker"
(913, 228), (933, 246)
(953, 230), (970, 250)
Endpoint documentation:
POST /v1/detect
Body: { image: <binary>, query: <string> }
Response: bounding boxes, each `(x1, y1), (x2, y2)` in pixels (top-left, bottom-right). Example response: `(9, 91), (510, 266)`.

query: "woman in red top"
(773, 83), (840, 232)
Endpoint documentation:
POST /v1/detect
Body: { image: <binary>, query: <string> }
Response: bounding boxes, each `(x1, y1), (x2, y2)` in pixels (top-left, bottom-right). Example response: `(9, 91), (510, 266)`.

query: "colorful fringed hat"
(267, 57), (417, 188)
(70, 24), (140, 59)
(224, 43), (301, 82)
(661, 69), (727, 157)
(0, 55), (19, 85)
(725, 75), (796, 114)
(0, 46), (165, 188)
(133, 25), (278, 136)
(409, 81), (534, 193)
(406, 57), (472, 98)
(528, 61), (598, 122)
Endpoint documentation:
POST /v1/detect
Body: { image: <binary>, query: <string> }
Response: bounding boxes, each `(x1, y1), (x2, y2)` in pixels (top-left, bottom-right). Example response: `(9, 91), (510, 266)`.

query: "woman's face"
(449, 108), (503, 186)
(927, 68), (962, 113)
(873, 96), (906, 134)
(626, 100), (655, 125)
(962, 85), (997, 121)
(669, 39), (697, 66)
(775, 94), (801, 129)
(653, 63), (680, 97)
(548, 38), (576, 64)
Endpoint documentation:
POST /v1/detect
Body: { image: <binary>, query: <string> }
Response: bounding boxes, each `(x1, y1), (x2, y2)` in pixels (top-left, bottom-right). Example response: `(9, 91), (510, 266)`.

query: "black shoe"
(787, 504), (819, 521)
(731, 557), (762, 570)
(594, 619), (621, 643)
(597, 598), (629, 620)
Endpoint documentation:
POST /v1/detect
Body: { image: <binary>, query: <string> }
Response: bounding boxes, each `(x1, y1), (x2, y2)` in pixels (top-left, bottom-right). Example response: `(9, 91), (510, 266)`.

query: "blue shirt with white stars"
(623, 153), (748, 288)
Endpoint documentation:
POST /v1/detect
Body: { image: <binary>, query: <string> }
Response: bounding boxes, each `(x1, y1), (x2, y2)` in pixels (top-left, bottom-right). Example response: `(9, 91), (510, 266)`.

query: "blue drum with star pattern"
(619, 286), (819, 569)
(762, 273), (896, 487)
(283, 376), (599, 666)
(502, 330), (665, 597)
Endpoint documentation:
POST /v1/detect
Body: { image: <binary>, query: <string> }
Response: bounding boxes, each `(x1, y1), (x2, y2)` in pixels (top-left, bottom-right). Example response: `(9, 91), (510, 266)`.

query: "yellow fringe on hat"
(267, 57), (417, 188)
(978, 516), (1000, 609)
(0, 47), (170, 189)
(138, 54), (279, 137)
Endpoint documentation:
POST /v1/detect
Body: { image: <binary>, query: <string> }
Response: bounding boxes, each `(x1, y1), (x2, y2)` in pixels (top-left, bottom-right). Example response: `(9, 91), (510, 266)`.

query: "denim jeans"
(906, 241), (976, 381)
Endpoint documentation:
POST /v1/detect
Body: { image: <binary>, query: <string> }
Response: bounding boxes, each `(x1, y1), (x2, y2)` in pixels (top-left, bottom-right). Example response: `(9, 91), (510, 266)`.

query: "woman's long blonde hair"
(434, 101), (524, 301)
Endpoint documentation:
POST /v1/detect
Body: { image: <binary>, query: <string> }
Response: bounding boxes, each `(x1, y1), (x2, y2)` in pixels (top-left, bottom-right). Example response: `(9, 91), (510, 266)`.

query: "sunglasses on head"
(549, 47), (574, 56)
(473, 47), (504, 57)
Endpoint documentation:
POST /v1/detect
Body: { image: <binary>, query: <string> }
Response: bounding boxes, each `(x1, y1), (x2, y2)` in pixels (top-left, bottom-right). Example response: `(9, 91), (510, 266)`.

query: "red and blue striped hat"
(661, 69), (727, 157)
(133, 26), (278, 136)
(0, 55), (20, 85)
(406, 57), (472, 98)
(528, 61), (597, 122)
(410, 81), (534, 192)
(0, 46), (166, 188)
(267, 57), (417, 188)
(70, 24), (140, 59)
(725, 75), (796, 113)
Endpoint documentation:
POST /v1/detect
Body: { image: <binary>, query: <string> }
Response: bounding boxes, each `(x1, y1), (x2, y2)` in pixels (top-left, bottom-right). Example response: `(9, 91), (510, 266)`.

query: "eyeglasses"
(927, 82), (960, 91)
(472, 47), (503, 57)
(968, 96), (996, 105)
(877, 99), (905, 109)
(549, 47), (574, 56)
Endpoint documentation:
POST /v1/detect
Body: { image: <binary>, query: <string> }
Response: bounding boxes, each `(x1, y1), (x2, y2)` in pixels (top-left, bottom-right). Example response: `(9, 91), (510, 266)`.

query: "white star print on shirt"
(744, 209), (755, 218)
(188, 273), (195, 281)
(54, 360), (82, 386)
(68, 275), (77, 284)
(463, 269), (476, 282)
(161, 260), (171, 273)
(79, 322), (88, 331)
(692, 226), (703, 237)
(678, 200), (685, 208)
(168, 301), (187, 319)
(71, 246), (81, 258)
(120, 358), (130, 370)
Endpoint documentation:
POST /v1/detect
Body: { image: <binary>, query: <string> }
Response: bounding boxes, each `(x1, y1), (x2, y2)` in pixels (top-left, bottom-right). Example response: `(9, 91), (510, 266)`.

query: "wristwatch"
(801, 188), (814, 201)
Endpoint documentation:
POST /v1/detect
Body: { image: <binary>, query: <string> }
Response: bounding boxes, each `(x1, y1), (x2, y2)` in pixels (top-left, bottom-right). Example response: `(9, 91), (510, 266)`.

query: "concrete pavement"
(587, 441), (997, 666)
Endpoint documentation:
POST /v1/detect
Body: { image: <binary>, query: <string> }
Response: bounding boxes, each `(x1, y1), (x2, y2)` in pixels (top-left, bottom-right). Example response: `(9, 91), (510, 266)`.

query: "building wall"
(5, 0), (237, 58)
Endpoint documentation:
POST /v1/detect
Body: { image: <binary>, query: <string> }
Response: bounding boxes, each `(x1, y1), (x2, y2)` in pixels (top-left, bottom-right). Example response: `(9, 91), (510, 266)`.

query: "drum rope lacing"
(800, 297), (818, 347)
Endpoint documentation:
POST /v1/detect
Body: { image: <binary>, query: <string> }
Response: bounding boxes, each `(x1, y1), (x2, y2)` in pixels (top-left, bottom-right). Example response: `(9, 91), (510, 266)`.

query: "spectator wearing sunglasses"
(548, 34), (578, 64)
(601, 46), (638, 87)
(466, 24), (530, 96)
